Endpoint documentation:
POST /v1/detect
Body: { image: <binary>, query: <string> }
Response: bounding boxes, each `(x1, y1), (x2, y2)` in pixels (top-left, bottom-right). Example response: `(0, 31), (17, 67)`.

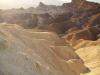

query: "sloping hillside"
(0, 24), (89, 75)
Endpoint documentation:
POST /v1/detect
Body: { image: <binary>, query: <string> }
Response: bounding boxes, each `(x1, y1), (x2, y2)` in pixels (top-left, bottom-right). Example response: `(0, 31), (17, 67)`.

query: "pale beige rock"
(76, 46), (100, 75)
(0, 24), (88, 75)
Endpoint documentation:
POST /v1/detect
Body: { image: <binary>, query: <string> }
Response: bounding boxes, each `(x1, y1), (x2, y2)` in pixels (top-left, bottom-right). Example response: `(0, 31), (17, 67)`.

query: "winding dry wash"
(0, 0), (100, 75)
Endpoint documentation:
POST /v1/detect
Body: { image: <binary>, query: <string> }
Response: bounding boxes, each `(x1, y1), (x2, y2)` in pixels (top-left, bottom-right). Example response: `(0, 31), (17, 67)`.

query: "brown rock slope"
(63, 27), (100, 46)
(0, 24), (89, 75)
(47, 0), (100, 34)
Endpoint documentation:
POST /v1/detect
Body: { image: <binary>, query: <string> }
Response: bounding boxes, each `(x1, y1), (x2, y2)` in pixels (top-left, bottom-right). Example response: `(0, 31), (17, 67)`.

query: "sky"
(0, 0), (100, 9)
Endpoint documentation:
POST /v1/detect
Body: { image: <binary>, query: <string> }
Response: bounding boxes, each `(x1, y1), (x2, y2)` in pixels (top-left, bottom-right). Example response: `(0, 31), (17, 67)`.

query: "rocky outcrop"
(46, 0), (100, 34)
(36, 2), (68, 15)
(72, 0), (85, 4)
(63, 27), (100, 45)
(84, 13), (100, 27)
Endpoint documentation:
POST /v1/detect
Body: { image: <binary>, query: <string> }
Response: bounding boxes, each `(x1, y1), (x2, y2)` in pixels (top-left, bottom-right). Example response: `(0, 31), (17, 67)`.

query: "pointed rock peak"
(72, 0), (86, 4)
(38, 2), (46, 7)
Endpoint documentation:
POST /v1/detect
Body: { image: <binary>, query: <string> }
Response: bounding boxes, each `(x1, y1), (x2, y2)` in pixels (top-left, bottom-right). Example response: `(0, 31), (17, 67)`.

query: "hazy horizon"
(0, 0), (100, 9)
